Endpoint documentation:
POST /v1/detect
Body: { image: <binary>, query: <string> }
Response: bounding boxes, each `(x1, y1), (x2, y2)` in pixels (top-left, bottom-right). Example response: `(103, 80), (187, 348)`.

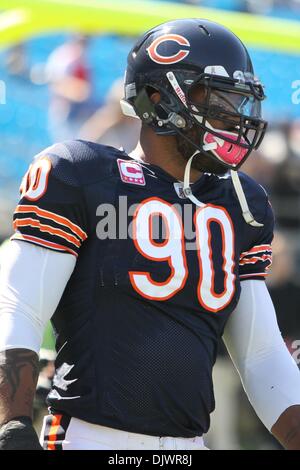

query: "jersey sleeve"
(239, 198), (274, 281)
(11, 143), (88, 257)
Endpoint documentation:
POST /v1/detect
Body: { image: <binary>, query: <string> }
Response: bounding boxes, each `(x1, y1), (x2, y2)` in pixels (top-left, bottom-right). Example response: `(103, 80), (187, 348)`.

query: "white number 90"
(129, 197), (236, 313)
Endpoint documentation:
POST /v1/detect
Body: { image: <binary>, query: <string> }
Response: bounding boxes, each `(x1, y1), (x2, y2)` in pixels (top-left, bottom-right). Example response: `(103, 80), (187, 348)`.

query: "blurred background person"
(5, 43), (29, 79)
(267, 230), (300, 352)
(79, 77), (141, 153)
(45, 34), (94, 142)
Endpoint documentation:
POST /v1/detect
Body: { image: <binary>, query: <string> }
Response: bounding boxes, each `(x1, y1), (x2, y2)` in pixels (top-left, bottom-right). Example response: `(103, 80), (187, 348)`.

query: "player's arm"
(223, 279), (300, 450)
(0, 348), (40, 449)
(0, 241), (76, 449)
(0, 142), (89, 449)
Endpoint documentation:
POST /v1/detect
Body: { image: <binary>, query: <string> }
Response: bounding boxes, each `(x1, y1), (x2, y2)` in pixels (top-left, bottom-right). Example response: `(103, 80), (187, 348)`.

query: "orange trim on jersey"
(149, 211), (170, 248)
(11, 233), (78, 257)
(129, 197), (188, 301)
(19, 165), (31, 196)
(15, 205), (87, 241)
(22, 157), (52, 202)
(47, 414), (63, 450)
(13, 218), (81, 248)
(194, 204), (236, 313)
(240, 245), (272, 258)
(239, 255), (272, 266)
(31, 166), (42, 191)
(206, 217), (228, 300)
(240, 272), (270, 279)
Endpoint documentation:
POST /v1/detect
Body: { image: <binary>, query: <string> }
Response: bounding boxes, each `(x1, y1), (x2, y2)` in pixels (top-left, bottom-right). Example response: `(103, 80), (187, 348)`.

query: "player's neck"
(139, 126), (202, 183)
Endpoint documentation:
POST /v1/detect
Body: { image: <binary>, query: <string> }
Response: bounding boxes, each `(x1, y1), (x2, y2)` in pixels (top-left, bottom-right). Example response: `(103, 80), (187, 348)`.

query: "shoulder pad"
(35, 140), (126, 187)
(235, 171), (270, 222)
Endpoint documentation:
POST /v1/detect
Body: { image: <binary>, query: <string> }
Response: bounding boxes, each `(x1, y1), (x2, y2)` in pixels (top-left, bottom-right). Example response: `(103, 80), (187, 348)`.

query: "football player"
(0, 19), (300, 450)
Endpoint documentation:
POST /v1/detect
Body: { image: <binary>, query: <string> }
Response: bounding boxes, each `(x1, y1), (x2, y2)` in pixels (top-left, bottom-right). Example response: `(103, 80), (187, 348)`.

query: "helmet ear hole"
(146, 86), (161, 104)
(146, 85), (158, 96)
(147, 88), (161, 104)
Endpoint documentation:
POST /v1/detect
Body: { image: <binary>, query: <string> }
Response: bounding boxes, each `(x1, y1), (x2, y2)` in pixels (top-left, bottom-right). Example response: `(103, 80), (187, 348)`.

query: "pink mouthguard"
(204, 130), (248, 167)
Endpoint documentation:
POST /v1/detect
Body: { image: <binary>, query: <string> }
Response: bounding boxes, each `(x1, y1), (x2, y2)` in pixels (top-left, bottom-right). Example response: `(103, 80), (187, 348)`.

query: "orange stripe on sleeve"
(240, 244), (272, 258)
(239, 255), (272, 266)
(240, 273), (270, 279)
(15, 205), (87, 241)
(13, 218), (81, 248)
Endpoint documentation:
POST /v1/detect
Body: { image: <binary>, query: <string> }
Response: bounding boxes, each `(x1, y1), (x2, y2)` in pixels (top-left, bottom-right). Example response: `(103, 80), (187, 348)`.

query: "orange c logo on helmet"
(147, 34), (190, 65)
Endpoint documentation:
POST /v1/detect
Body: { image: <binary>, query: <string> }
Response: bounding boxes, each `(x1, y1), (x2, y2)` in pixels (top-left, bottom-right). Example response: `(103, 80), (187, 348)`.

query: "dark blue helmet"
(121, 18), (267, 170)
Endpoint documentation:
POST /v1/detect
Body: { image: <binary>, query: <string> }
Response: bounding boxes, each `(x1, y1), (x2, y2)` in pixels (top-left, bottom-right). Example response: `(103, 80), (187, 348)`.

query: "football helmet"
(121, 18), (267, 171)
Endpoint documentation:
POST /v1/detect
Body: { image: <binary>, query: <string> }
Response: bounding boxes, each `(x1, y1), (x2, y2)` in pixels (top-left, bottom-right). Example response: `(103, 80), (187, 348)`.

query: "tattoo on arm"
(0, 350), (38, 401)
(0, 349), (39, 423)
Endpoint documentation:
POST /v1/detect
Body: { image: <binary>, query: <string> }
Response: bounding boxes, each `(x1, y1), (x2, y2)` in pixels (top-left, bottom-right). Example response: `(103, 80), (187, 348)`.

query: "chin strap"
(230, 170), (264, 227)
(183, 151), (206, 207)
(183, 151), (264, 227)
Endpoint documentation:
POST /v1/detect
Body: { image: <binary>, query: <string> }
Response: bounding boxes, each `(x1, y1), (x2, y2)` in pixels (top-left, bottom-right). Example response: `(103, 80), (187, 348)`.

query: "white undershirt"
(0, 240), (299, 431)
(223, 279), (300, 430)
(0, 240), (75, 353)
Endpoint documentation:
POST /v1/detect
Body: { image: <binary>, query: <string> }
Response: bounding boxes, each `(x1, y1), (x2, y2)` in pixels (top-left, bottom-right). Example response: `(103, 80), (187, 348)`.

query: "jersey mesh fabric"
(11, 140), (274, 437)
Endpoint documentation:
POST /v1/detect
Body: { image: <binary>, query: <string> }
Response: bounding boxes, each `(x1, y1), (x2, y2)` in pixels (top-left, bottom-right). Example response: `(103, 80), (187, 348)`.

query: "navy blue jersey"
(12, 140), (274, 437)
